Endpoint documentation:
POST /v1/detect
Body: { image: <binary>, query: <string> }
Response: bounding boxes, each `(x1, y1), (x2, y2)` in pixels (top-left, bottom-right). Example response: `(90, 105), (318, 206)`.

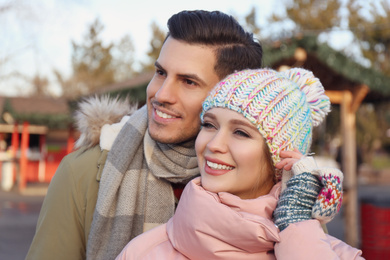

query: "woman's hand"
(273, 172), (322, 231)
(275, 148), (303, 171)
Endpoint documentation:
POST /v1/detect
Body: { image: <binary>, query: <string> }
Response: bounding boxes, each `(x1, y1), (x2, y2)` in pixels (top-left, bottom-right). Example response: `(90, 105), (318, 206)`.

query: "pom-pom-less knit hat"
(201, 68), (331, 168)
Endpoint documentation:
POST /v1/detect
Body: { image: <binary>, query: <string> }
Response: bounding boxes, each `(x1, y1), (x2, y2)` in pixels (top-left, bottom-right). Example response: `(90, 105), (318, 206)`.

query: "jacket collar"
(167, 177), (281, 259)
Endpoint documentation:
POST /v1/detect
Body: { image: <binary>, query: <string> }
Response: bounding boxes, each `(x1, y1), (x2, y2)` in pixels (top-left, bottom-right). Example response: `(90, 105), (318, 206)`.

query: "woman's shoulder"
(116, 224), (188, 260)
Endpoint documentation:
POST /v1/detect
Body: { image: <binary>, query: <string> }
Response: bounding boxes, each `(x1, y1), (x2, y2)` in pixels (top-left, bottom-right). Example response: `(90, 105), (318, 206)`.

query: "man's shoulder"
(66, 145), (103, 163)
(60, 145), (106, 182)
(68, 145), (102, 161)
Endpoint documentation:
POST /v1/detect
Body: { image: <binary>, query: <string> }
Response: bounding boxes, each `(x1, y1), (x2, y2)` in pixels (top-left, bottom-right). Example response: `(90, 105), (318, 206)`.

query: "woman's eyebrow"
(203, 113), (216, 120)
(229, 119), (258, 131)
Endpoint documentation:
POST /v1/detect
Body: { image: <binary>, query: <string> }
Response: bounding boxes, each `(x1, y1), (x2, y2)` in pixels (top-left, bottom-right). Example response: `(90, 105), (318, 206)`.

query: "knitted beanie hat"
(201, 68), (331, 167)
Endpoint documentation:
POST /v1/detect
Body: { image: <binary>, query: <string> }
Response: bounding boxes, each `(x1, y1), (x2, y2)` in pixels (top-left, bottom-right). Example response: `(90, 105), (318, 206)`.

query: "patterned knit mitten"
(311, 168), (343, 224)
(273, 172), (322, 231)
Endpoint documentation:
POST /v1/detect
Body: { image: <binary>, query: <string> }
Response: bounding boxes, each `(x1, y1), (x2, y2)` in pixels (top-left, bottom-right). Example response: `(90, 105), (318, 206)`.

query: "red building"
(0, 72), (153, 192)
(0, 96), (75, 191)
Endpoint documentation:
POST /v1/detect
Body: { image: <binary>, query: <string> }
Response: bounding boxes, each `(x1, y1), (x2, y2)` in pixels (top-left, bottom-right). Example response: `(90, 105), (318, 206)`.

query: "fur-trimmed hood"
(74, 95), (138, 150)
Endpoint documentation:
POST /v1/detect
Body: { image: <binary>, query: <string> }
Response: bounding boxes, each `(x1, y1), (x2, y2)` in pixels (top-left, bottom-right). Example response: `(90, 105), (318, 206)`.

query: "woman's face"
(195, 108), (274, 199)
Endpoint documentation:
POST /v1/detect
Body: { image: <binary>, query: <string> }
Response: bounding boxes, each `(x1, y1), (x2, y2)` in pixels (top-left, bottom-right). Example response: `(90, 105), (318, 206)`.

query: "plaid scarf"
(86, 105), (199, 260)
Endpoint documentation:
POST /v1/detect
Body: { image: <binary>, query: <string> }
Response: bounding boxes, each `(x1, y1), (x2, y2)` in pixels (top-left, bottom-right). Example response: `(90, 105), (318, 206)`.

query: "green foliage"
(262, 35), (390, 95)
(260, 0), (390, 78)
(246, 0), (390, 163)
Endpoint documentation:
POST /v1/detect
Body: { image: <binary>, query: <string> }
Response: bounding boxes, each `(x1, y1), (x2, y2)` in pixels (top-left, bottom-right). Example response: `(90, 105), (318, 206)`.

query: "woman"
(116, 68), (363, 259)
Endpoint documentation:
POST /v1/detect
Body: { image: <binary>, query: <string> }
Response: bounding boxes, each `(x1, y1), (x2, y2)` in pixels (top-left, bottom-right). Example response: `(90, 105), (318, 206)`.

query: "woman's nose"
(206, 130), (228, 153)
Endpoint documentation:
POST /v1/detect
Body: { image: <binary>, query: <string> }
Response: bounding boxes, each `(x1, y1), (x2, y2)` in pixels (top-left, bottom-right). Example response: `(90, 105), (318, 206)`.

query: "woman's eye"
(201, 122), (215, 129)
(234, 130), (250, 138)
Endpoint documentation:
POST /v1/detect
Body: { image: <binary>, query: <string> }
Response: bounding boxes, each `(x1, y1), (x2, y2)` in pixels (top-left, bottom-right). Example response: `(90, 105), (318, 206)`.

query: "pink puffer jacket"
(116, 177), (363, 260)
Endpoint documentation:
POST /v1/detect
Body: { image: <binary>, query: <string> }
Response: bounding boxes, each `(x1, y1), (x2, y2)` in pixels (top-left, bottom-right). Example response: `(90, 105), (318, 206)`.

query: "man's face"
(146, 37), (220, 144)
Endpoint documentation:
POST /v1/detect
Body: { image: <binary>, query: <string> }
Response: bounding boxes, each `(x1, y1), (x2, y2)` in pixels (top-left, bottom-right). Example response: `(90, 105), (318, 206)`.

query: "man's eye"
(156, 69), (165, 76)
(184, 79), (196, 86)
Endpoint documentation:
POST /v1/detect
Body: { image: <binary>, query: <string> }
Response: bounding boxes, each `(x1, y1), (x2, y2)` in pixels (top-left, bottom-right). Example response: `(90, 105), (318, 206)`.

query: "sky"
(1, 0), (354, 97)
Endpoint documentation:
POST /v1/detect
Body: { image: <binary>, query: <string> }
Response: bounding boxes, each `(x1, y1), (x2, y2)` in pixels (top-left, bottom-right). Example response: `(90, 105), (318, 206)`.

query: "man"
(26, 10), (263, 260)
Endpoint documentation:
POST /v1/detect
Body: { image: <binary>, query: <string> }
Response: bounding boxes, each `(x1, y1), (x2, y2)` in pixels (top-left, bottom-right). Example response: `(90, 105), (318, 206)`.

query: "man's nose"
(155, 78), (177, 104)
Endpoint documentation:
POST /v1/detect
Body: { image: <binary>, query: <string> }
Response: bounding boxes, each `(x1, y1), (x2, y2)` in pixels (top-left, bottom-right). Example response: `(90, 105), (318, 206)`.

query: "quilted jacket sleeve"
(275, 219), (364, 260)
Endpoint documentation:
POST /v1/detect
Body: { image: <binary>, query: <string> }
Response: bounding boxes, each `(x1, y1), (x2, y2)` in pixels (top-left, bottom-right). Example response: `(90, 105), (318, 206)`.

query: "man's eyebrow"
(177, 73), (207, 86)
(155, 61), (164, 71)
(154, 61), (208, 87)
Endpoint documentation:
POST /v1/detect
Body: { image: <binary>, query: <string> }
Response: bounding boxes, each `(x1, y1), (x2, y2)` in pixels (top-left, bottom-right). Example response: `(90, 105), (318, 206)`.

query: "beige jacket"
(26, 146), (106, 260)
(26, 96), (135, 260)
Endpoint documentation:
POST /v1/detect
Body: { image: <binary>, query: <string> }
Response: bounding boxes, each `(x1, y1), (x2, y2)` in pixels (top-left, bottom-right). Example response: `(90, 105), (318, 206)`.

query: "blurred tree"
(284, 0), (341, 31)
(345, 0), (390, 163)
(248, 0), (390, 164)
(112, 34), (136, 81)
(261, 0), (390, 77)
(0, 1), (14, 13)
(356, 104), (381, 163)
(263, 0), (341, 41)
(348, 0), (390, 76)
(55, 18), (136, 99)
(0, 1), (30, 84)
(1, 1), (50, 97)
(375, 102), (390, 154)
(141, 21), (166, 71)
(244, 7), (260, 36)
(30, 74), (51, 97)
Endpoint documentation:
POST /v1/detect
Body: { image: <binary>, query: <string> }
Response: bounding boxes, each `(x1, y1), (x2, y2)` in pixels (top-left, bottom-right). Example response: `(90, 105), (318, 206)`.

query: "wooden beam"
(325, 90), (343, 104)
(341, 91), (359, 247)
(11, 124), (19, 184)
(38, 135), (46, 182)
(19, 122), (29, 191)
(326, 88), (366, 247)
(0, 124), (48, 135)
(351, 84), (370, 113)
(326, 84), (369, 112)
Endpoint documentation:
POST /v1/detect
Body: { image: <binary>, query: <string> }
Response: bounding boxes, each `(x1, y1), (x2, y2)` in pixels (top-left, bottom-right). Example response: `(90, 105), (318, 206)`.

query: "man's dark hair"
(166, 10), (263, 80)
